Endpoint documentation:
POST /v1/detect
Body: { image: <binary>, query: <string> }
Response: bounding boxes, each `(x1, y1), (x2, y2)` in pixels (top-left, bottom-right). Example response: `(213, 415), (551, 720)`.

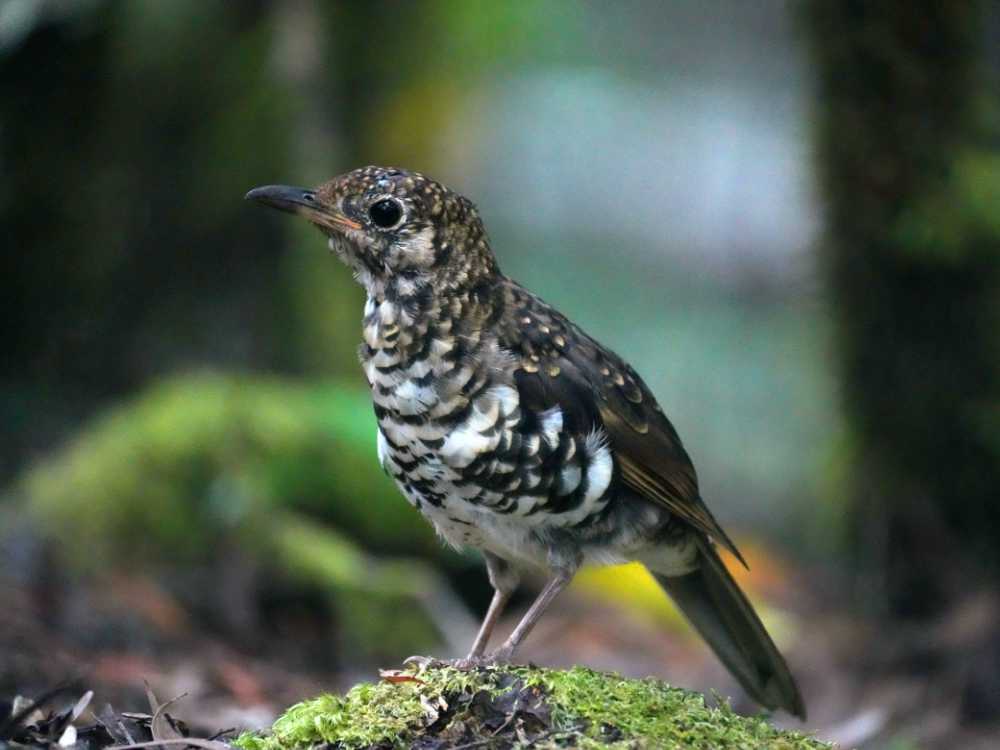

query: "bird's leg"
(486, 567), (574, 664)
(406, 553), (521, 672)
(467, 553), (520, 659)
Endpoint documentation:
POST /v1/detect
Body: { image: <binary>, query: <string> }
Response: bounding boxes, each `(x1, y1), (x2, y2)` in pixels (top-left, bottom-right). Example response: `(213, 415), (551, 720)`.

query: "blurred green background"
(1, 2), (998, 748)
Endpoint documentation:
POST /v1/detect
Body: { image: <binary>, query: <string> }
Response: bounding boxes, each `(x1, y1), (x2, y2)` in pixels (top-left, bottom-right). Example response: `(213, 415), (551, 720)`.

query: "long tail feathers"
(651, 539), (806, 719)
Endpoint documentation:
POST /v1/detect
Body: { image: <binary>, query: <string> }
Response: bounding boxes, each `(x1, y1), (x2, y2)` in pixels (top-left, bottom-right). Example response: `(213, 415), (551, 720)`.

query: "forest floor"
(2, 530), (998, 749)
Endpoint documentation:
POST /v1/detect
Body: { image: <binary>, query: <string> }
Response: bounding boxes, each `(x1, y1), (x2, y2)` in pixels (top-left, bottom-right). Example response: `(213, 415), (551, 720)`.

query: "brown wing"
(498, 278), (747, 567)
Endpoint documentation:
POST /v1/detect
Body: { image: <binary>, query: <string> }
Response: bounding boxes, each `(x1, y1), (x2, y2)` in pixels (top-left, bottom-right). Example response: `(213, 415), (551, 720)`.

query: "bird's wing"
(498, 280), (746, 566)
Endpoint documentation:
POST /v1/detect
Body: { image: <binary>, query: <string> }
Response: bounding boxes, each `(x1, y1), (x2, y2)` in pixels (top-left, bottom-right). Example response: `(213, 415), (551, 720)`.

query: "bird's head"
(246, 166), (498, 296)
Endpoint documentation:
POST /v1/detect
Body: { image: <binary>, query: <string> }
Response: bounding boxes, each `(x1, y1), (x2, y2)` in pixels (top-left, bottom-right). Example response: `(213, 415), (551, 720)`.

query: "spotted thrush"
(246, 167), (805, 718)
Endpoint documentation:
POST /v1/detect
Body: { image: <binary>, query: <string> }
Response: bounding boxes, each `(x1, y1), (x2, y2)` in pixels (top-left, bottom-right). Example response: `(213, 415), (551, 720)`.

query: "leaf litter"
(1, 684), (235, 750)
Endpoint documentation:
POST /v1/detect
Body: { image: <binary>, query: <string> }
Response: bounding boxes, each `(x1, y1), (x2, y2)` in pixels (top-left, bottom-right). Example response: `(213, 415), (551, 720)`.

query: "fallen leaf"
(144, 683), (186, 745)
(379, 670), (425, 685)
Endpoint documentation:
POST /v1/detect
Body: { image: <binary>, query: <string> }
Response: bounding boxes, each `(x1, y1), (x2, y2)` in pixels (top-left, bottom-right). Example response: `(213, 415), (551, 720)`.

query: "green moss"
(892, 148), (1000, 265)
(235, 665), (829, 750)
(16, 372), (462, 658)
(19, 372), (443, 567)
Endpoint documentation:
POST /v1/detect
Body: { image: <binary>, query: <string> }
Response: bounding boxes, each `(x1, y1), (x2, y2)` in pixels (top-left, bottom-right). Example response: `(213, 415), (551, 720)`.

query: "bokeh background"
(2, 1), (998, 748)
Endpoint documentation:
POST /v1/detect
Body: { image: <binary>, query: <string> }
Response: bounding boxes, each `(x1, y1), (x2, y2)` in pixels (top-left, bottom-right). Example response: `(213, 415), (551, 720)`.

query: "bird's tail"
(649, 538), (806, 718)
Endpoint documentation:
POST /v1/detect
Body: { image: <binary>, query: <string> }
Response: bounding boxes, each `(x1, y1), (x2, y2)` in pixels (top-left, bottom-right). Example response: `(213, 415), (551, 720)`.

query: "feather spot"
(539, 407), (563, 449)
(584, 429), (613, 503)
(376, 429), (390, 470)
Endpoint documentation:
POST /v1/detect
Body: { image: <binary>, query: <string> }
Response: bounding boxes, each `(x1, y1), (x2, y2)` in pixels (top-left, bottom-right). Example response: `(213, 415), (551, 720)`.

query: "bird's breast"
(358, 299), (616, 558)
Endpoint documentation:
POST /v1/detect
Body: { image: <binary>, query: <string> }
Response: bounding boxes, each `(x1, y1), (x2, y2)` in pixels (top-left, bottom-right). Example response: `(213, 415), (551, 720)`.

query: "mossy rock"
(235, 665), (829, 750)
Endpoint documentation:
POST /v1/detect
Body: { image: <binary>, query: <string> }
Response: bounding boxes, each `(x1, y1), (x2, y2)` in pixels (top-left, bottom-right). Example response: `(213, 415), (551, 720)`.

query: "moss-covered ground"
(234, 664), (830, 749)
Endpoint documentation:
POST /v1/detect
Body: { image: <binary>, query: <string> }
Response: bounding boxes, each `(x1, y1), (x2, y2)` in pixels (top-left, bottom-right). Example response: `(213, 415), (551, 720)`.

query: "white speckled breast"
(360, 294), (614, 566)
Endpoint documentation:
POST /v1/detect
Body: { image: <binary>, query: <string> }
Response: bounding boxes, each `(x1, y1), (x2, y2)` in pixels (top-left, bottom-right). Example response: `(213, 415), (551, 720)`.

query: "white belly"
(378, 424), (551, 565)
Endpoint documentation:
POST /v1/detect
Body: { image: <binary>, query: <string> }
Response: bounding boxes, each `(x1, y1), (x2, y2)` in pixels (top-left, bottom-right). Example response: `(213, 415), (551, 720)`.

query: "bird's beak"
(244, 185), (362, 231)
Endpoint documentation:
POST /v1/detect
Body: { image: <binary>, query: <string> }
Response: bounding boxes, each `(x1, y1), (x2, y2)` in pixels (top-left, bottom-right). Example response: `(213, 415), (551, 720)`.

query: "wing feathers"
(498, 278), (747, 566)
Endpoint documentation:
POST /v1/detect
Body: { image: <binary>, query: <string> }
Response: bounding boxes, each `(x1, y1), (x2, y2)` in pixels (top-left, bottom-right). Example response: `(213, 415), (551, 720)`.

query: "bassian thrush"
(246, 166), (805, 718)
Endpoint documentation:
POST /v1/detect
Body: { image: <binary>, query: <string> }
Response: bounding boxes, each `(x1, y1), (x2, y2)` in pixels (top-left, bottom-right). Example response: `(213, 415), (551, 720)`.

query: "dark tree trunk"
(803, 2), (1000, 618)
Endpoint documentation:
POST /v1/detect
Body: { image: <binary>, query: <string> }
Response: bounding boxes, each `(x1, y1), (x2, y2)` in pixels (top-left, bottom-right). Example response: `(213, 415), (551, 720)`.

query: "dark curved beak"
(245, 184), (315, 212)
(244, 184), (362, 230)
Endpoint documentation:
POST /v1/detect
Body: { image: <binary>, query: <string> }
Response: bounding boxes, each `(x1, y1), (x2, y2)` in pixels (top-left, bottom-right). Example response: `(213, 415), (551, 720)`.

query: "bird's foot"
(402, 655), (449, 671)
(448, 650), (510, 670)
(403, 646), (516, 672)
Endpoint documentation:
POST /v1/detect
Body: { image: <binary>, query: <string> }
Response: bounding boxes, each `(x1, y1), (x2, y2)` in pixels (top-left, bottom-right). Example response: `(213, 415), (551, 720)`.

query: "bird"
(246, 166), (806, 718)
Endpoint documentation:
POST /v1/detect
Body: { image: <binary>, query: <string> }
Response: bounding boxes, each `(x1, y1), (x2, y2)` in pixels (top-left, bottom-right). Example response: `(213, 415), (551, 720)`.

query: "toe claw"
(403, 651), (518, 672)
(449, 655), (496, 670)
(403, 655), (440, 670)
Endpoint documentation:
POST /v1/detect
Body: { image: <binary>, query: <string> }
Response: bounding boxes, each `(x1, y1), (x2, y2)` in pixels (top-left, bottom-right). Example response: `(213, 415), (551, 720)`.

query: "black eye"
(368, 199), (403, 229)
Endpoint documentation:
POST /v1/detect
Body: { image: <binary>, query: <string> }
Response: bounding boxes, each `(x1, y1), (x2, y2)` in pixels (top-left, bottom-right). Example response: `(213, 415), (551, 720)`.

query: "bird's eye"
(368, 199), (403, 229)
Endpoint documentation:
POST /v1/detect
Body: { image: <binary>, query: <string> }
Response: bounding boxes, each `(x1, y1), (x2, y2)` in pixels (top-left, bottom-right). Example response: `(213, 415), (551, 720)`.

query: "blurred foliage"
(19, 372), (442, 565)
(0, 1), (296, 477)
(893, 148), (1000, 264)
(15, 372), (473, 657)
(804, 1), (1000, 615)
